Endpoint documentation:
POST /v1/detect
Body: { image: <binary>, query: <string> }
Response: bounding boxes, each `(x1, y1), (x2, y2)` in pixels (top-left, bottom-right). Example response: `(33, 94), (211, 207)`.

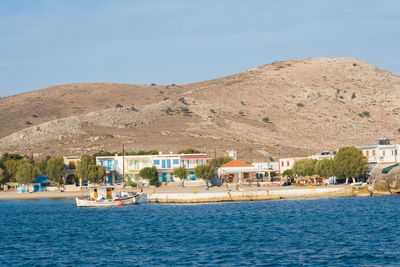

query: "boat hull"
(75, 195), (143, 207)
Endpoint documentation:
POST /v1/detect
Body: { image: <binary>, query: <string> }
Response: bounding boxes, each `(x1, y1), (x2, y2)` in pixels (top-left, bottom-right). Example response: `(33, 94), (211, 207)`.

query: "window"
(281, 161), (284, 167)
(114, 160), (118, 166)
(167, 159), (171, 168)
(287, 161), (289, 166)
(383, 151), (385, 156)
(392, 150), (394, 156)
(366, 151), (369, 157)
(372, 150), (376, 156)
(173, 159), (179, 165)
(154, 159), (160, 165)
(162, 160), (166, 168)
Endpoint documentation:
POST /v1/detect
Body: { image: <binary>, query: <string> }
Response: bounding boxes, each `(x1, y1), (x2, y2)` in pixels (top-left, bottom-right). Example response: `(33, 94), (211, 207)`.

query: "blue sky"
(0, 0), (399, 97)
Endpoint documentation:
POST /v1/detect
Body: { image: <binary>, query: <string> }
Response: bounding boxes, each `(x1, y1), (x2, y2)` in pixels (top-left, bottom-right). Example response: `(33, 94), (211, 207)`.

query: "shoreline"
(0, 184), (386, 202)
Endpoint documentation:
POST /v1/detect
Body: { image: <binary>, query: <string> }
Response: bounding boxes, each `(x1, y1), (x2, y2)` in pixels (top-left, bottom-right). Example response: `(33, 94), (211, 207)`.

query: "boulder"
(372, 180), (391, 196)
(386, 167), (400, 192)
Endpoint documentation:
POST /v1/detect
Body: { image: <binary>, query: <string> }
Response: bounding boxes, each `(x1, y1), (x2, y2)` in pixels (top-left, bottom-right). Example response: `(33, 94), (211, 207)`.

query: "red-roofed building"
(218, 160), (261, 183)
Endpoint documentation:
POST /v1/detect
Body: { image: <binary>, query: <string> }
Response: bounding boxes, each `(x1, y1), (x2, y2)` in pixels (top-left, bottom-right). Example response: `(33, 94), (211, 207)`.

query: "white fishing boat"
(76, 186), (144, 207)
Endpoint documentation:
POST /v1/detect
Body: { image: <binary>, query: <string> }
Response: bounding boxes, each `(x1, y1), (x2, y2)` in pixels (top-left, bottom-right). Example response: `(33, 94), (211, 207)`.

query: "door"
(106, 188), (112, 198)
(162, 173), (167, 182)
(94, 189), (98, 199)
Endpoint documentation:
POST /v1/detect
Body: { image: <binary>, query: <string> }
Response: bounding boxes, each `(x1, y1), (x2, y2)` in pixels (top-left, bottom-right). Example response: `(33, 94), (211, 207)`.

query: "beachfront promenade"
(0, 184), (371, 202)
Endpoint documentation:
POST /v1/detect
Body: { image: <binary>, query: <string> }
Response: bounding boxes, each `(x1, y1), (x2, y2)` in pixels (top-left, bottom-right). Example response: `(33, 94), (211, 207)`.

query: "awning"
(382, 163), (400, 174)
(36, 175), (50, 184)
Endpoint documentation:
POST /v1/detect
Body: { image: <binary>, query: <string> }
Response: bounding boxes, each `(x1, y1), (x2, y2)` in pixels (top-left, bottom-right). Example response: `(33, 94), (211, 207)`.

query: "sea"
(0, 196), (399, 266)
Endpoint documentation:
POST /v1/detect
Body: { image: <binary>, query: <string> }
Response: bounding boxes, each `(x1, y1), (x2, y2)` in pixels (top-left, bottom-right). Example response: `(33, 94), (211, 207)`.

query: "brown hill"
(1, 57), (400, 161)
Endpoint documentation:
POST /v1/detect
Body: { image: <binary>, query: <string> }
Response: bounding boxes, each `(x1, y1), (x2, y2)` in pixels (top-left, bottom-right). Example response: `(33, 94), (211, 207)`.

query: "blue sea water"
(0, 196), (399, 266)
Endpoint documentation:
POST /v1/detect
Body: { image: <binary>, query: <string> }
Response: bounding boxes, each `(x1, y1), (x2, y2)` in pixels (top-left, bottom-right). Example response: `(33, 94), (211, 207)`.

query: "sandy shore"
(0, 184), (353, 200)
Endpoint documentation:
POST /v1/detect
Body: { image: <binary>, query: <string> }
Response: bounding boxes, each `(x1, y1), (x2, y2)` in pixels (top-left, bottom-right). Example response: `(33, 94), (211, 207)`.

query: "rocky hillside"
(1, 57), (400, 161)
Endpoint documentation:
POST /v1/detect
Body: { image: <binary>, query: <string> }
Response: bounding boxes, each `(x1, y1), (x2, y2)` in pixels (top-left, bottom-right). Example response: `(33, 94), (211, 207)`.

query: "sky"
(0, 0), (400, 97)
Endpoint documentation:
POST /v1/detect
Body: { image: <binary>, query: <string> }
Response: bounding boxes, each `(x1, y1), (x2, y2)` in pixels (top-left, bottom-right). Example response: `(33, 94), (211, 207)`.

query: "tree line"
(283, 147), (368, 182)
(0, 153), (65, 186)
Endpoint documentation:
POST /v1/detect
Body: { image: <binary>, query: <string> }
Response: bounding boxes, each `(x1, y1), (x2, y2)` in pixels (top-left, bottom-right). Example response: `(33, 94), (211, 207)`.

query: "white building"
(356, 138), (400, 169)
(95, 153), (210, 184)
(252, 161), (279, 173)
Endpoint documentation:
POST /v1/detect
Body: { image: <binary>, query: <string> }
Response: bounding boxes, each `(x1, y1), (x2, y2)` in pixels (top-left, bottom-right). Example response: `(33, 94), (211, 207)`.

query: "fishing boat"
(75, 186), (143, 207)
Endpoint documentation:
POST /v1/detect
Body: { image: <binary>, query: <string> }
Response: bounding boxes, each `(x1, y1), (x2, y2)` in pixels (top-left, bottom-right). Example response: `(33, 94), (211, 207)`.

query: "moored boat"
(75, 186), (143, 207)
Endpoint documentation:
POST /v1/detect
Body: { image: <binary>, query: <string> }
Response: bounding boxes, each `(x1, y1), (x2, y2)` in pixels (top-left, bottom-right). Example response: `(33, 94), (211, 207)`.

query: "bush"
(25, 121), (32, 125)
(263, 117), (270, 123)
(210, 109), (216, 114)
(181, 107), (191, 115)
(178, 148), (201, 154)
(240, 101), (245, 105)
(359, 111), (371, 118)
(351, 92), (356, 99)
(239, 111), (244, 116)
(297, 103), (304, 107)
(115, 104), (123, 108)
(151, 83), (156, 86)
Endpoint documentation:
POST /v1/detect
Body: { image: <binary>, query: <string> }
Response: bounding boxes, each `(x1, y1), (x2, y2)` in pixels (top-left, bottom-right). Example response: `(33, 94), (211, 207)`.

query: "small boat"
(76, 186), (143, 207)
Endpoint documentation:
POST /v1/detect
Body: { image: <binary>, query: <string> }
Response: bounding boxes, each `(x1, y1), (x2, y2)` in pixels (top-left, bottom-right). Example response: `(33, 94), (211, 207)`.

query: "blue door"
(162, 173), (167, 182)
(107, 160), (112, 170)
(162, 160), (166, 168)
(189, 171), (195, 180)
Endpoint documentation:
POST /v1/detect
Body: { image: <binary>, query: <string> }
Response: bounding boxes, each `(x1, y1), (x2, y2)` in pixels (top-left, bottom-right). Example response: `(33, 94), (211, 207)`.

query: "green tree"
(178, 148), (201, 154)
(314, 159), (334, 178)
(76, 155), (95, 181)
(333, 146), (368, 183)
(0, 168), (6, 184)
(194, 164), (216, 187)
(37, 156), (51, 175)
(86, 165), (106, 182)
(46, 157), (65, 186)
(16, 162), (37, 185)
(210, 156), (233, 169)
(92, 150), (115, 157)
(282, 169), (293, 177)
(5, 159), (24, 182)
(139, 166), (159, 186)
(293, 159), (316, 176)
(173, 166), (188, 186)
